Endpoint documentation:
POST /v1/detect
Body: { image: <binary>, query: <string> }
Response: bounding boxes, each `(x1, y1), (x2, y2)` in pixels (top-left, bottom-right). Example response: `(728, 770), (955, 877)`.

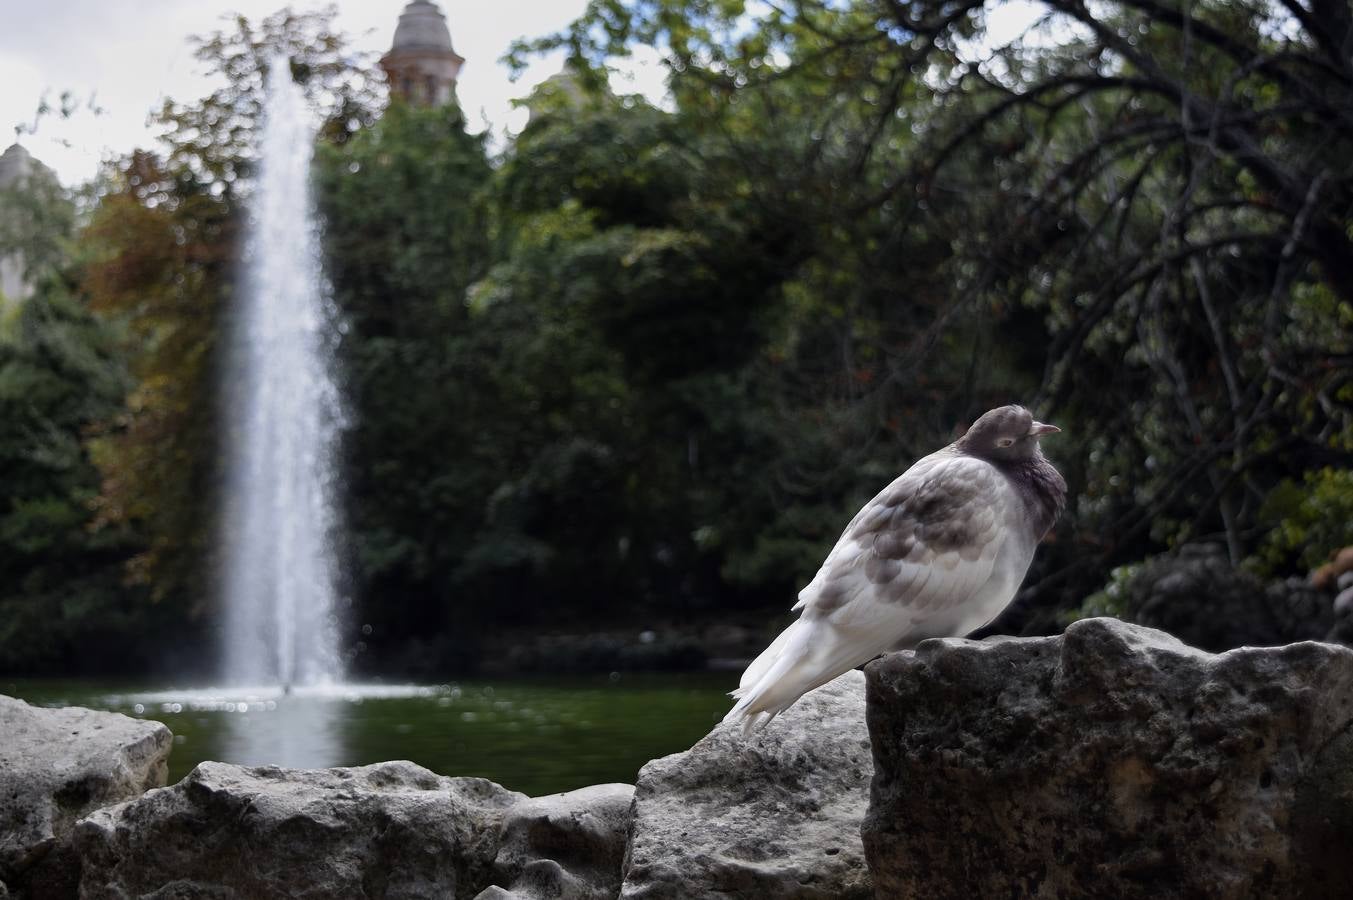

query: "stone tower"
(380, 1), (464, 107)
(0, 143), (55, 308)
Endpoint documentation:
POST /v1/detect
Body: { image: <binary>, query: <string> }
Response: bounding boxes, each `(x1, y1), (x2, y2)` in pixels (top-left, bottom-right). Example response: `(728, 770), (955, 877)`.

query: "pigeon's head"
(957, 405), (1060, 462)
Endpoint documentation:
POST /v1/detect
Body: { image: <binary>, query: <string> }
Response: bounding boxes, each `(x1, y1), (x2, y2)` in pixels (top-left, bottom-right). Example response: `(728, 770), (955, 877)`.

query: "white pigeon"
(725, 405), (1066, 731)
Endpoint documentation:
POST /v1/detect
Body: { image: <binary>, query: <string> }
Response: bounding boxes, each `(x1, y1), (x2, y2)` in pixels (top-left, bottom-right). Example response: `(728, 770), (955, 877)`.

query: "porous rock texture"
(864, 616), (1353, 900)
(619, 670), (873, 899)
(475, 782), (634, 900)
(1326, 571), (1353, 646)
(0, 695), (171, 888)
(66, 760), (526, 899)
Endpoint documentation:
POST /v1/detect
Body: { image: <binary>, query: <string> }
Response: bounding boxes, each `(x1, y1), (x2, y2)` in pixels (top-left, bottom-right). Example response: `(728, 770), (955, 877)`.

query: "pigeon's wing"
(793, 450), (1013, 634)
(726, 450), (1021, 730)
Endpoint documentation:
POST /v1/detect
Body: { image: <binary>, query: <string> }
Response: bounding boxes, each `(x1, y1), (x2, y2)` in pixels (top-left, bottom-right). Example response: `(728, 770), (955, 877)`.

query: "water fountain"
(220, 55), (345, 689)
(162, 54), (422, 771)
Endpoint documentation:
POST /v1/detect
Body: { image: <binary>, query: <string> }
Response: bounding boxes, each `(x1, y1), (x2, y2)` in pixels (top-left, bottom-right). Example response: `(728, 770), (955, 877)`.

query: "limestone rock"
(70, 760), (525, 899)
(864, 617), (1353, 899)
(620, 670), (872, 899)
(1334, 585), (1353, 616)
(1269, 575), (1339, 643)
(1328, 572), (1353, 645)
(478, 783), (634, 900)
(0, 695), (170, 885)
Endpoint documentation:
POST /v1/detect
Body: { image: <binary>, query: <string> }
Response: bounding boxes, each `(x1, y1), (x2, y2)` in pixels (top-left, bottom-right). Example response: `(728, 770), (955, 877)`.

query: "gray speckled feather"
(726, 405), (1066, 731)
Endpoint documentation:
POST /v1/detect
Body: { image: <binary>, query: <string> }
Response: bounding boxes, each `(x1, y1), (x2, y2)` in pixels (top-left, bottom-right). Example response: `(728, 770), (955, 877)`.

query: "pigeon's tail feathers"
(723, 620), (810, 731)
(723, 618), (864, 735)
(735, 618), (800, 694)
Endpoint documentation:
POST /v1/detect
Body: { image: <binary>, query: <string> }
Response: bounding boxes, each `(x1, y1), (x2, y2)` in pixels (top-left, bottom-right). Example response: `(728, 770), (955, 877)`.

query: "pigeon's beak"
(1028, 421), (1060, 437)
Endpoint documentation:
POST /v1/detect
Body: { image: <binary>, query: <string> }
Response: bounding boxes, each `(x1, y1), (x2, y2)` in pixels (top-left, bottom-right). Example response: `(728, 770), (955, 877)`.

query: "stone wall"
(864, 617), (1353, 899)
(6, 618), (1353, 898)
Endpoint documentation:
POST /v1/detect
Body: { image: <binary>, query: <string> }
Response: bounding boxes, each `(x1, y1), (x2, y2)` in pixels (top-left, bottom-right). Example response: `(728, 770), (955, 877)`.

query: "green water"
(4, 674), (734, 797)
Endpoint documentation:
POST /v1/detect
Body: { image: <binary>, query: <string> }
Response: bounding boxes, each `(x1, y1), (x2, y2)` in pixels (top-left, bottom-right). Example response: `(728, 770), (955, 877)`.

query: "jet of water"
(220, 54), (345, 688)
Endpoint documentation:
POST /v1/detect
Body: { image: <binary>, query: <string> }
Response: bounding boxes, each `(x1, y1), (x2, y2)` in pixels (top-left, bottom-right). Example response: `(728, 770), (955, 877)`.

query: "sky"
(0, 0), (670, 186)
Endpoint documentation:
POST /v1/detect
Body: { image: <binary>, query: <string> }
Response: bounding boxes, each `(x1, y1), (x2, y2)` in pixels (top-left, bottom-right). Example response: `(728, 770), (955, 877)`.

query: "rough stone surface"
(477, 783), (634, 900)
(1328, 571), (1353, 646)
(0, 694), (171, 886)
(864, 617), (1353, 900)
(68, 760), (526, 900)
(620, 670), (872, 899)
(1122, 543), (1335, 650)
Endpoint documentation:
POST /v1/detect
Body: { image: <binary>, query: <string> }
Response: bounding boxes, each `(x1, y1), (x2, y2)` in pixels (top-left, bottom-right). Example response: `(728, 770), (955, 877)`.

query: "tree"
(0, 279), (146, 673)
(519, 0), (1353, 618)
(83, 7), (383, 626)
(155, 5), (383, 196)
(315, 100), (496, 669)
(0, 154), (154, 674)
(878, 0), (1353, 592)
(81, 152), (233, 610)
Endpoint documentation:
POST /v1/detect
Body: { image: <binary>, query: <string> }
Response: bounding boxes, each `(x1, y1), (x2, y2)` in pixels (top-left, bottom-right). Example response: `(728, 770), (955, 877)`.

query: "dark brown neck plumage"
(996, 451), (1067, 539)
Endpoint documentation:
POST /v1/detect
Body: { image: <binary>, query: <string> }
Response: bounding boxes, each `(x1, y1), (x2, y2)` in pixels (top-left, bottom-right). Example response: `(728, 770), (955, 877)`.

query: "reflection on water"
(107, 685), (432, 771)
(7, 675), (733, 796)
(219, 694), (343, 769)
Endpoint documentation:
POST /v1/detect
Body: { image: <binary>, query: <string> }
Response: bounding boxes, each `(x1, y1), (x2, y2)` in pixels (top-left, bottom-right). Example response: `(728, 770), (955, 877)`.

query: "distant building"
(526, 66), (590, 123)
(0, 142), (56, 309)
(380, 1), (464, 107)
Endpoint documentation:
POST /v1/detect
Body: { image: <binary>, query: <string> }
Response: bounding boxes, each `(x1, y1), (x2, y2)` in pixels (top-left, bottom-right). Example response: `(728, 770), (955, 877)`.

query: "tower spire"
(380, 1), (464, 107)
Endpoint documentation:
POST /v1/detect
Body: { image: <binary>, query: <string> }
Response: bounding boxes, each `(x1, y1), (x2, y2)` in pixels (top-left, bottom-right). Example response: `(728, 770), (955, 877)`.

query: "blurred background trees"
(1, 0), (1349, 674)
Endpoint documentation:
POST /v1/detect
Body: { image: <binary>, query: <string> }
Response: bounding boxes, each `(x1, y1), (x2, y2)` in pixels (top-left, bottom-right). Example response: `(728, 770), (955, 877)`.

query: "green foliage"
(315, 101), (499, 661)
(0, 163), (151, 674)
(1060, 563), (1138, 627)
(317, 101), (490, 327)
(0, 284), (147, 674)
(1253, 469), (1353, 576)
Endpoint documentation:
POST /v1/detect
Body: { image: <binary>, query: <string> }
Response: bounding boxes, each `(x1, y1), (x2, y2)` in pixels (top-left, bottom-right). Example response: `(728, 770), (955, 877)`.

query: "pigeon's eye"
(996, 437), (1015, 448)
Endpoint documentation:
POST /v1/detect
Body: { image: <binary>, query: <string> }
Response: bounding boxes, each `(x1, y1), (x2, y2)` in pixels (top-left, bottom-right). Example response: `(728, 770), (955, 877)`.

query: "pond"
(4, 673), (734, 797)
